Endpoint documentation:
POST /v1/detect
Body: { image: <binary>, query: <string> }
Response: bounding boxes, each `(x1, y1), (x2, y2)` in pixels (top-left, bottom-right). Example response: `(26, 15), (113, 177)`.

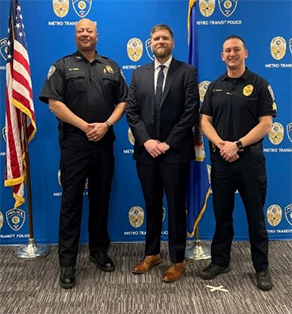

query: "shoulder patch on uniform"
(47, 65), (56, 80)
(267, 85), (275, 101)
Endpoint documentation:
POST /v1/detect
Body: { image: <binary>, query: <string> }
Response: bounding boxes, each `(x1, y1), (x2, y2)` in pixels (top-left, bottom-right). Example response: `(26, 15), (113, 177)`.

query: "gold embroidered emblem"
(243, 84), (253, 96)
(105, 65), (114, 74)
(272, 102), (277, 112)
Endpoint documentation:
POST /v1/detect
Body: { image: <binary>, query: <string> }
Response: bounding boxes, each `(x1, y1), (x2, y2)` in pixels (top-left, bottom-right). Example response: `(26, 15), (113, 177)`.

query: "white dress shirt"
(154, 56), (172, 92)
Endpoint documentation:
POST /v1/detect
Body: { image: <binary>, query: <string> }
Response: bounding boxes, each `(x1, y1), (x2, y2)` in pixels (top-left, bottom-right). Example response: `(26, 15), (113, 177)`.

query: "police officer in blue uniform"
(39, 19), (127, 289)
(200, 35), (277, 290)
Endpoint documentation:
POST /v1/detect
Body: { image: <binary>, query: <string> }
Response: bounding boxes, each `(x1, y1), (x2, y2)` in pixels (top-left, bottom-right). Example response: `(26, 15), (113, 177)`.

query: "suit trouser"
(210, 144), (269, 272)
(59, 132), (114, 267)
(136, 159), (190, 263)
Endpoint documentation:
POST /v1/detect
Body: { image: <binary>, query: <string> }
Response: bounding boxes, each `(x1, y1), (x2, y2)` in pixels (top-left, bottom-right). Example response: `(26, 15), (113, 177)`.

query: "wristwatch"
(236, 140), (243, 149)
(105, 120), (113, 129)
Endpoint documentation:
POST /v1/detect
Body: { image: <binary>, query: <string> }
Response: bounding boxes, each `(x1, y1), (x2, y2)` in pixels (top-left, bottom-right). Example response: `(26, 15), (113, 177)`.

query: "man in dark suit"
(126, 24), (199, 282)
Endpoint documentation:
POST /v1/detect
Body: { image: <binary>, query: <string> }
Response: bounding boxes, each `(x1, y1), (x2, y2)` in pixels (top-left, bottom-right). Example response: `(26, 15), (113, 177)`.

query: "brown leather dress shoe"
(132, 254), (162, 274)
(162, 261), (186, 282)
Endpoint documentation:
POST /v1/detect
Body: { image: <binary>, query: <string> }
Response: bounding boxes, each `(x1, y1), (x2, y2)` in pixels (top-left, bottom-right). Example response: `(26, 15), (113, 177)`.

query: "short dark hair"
(223, 35), (246, 49)
(151, 24), (174, 38)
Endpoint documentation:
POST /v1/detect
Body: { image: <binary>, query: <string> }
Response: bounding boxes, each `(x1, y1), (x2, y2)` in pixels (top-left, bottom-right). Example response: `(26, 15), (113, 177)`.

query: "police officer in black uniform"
(199, 35), (277, 290)
(39, 18), (127, 289)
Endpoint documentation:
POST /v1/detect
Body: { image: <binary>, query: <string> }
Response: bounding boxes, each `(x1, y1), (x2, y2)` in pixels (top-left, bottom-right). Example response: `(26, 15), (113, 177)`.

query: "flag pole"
(185, 225), (210, 260)
(15, 113), (50, 259)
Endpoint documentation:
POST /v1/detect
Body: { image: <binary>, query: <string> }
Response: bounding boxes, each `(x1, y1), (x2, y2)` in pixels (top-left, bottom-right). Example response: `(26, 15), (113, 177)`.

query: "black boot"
(89, 252), (115, 272)
(59, 266), (76, 289)
(256, 269), (273, 290)
(199, 263), (231, 280)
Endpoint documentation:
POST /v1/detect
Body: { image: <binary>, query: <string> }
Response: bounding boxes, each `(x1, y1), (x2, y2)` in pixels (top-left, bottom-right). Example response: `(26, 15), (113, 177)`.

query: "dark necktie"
(154, 65), (165, 137)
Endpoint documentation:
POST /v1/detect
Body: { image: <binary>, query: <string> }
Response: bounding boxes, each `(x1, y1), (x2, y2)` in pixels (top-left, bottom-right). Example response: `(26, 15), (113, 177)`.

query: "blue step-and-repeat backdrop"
(0, 0), (291, 244)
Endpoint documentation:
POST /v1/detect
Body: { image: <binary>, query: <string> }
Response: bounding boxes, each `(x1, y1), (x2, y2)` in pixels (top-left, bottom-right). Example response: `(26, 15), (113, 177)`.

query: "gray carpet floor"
(0, 241), (291, 314)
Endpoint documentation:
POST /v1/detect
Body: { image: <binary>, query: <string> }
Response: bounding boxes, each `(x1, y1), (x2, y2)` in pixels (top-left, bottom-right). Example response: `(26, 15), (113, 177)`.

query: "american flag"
(4, 0), (36, 208)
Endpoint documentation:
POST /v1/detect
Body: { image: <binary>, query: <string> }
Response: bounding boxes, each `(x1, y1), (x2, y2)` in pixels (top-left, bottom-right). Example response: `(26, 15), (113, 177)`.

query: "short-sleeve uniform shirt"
(201, 68), (277, 142)
(39, 50), (128, 123)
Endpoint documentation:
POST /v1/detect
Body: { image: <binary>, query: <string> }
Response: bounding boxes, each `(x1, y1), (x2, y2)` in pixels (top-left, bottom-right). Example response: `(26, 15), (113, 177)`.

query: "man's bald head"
(75, 19), (98, 53)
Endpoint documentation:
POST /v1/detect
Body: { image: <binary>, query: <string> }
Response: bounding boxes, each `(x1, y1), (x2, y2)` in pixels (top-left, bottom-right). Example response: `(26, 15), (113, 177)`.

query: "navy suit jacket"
(126, 58), (200, 164)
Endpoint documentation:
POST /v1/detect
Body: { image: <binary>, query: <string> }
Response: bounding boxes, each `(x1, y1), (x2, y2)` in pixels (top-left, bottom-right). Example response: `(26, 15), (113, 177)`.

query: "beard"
(153, 46), (173, 59)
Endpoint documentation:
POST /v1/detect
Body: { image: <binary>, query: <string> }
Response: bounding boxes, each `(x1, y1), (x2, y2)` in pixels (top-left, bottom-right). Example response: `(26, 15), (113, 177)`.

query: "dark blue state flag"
(186, 0), (211, 237)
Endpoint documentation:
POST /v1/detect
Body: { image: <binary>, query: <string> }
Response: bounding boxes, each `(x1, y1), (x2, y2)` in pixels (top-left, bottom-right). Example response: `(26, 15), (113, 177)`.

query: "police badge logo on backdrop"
(58, 169), (88, 190)
(284, 204), (292, 226)
(58, 169), (62, 187)
(0, 38), (8, 61)
(128, 206), (144, 228)
(162, 207), (166, 222)
(199, 81), (211, 103)
(127, 38), (143, 62)
(199, 0), (216, 17)
(270, 36), (286, 60)
(53, 0), (69, 18)
(287, 123), (292, 143)
(0, 211), (3, 230)
(52, 0), (92, 18)
(218, 0), (238, 17)
(128, 128), (135, 146)
(145, 38), (154, 61)
(268, 122), (284, 145)
(84, 178), (88, 190)
(289, 38), (292, 55)
(2, 127), (6, 143)
(266, 204), (282, 227)
(0, 37), (8, 71)
(6, 208), (25, 232)
(72, 0), (92, 18)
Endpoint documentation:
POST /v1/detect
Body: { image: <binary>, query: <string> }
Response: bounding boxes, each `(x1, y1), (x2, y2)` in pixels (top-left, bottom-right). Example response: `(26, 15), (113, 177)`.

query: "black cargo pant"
(210, 143), (269, 272)
(58, 130), (114, 267)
